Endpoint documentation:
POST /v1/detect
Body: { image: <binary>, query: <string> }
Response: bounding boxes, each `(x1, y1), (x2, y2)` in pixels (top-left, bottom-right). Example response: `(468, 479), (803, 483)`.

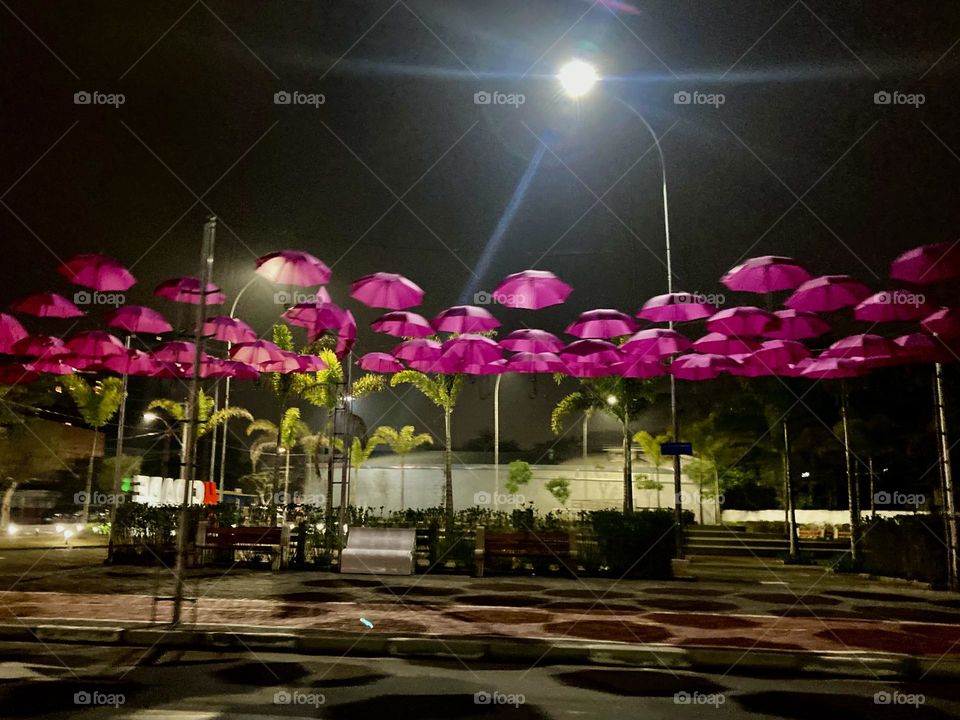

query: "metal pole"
(208, 386), (219, 482)
(107, 335), (132, 562)
(935, 362), (958, 591)
(783, 419), (798, 558)
(172, 216), (216, 625)
(493, 374), (501, 498)
(840, 382), (858, 561)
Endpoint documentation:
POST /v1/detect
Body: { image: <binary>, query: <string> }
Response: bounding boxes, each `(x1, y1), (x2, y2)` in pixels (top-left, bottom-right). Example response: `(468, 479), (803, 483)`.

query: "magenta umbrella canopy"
(350, 272), (424, 310)
(219, 360), (260, 381)
(721, 255), (813, 293)
(104, 350), (159, 376)
(392, 338), (442, 362)
(637, 292), (716, 322)
(407, 358), (443, 372)
(459, 359), (508, 375)
(853, 290), (932, 322)
(433, 305), (500, 333)
(799, 356), (865, 379)
(921, 308), (960, 338)
(296, 355), (328, 372)
(258, 350), (304, 374)
(566, 309), (637, 339)
(763, 309), (830, 340)
(0, 313), (28, 353)
(560, 339), (623, 366)
(621, 328), (691, 359)
(203, 315), (257, 343)
(154, 341), (197, 364)
(66, 331), (125, 358)
(155, 277), (227, 305)
(230, 339), (285, 365)
(500, 328), (564, 353)
(256, 250), (331, 286)
(11, 292), (85, 319)
(283, 301), (345, 332)
(334, 310), (357, 357)
(894, 333), (952, 364)
(357, 352), (405, 373)
(821, 334), (899, 361)
(58, 254), (136, 291)
(693, 333), (762, 355)
(564, 360), (615, 378)
(492, 270), (573, 310)
(785, 275), (872, 312)
(707, 306), (777, 336)
(11, 335), (70, 358)
(506, 351), (567, 374)
(26, 357), (78, 375)
(612, 357), (666, 378)
(440, 334), (503, 366)
(105, 306), (173, 335)
(729, 354), (779, 377)
(371, 311), (434, 338)
(670, 353), (736, 381)
(753, 339), (810, 366)
(890, 241), (960, 284)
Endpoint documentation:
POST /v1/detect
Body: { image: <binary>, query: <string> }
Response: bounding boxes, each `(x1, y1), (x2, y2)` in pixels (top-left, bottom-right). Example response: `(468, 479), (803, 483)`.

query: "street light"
(143, 411), (159, 423)
(606, 395), (618, 406)
(558, 60), (599, 98)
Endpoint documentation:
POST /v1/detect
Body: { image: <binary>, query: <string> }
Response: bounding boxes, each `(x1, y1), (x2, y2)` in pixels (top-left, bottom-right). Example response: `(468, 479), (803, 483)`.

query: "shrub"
(859, 515), (946, 584)
(545, 477), (570, 505)
(581, 509), (675, 578)
(505, 460), (532, 494)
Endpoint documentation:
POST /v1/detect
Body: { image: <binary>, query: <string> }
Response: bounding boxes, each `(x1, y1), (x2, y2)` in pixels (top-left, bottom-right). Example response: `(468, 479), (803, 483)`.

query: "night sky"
(3, 1), (960, 449)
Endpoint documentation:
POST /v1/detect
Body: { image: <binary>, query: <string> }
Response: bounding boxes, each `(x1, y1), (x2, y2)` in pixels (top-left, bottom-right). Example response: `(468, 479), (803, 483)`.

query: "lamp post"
(558, 60), (683, 556)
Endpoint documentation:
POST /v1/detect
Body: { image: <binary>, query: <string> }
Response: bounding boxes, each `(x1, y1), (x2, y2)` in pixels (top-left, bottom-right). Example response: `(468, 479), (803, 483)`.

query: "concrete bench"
(340, 527), (416, 576)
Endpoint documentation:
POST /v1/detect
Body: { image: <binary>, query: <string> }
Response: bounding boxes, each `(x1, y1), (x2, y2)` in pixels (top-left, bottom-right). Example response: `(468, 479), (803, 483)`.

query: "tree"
(348, 435), (380, 505)
(551, 376), (655, 512)
(545, 477), (571, 506)
(370, 425), (432, 509)
(247, 408), (310, 518)
(390, 370), (464, 523)
(505, 459), (532, 495)
(62, 375), (124, 523)
(633, 430), (669, 508)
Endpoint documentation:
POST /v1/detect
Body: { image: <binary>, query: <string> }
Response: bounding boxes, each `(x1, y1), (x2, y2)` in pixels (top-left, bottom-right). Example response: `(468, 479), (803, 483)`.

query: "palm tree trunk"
(82, 431), (98, 524)
(581, 412), (589, 462)
(400, 456), (405, 510)
(281, 448), (291, 523)
(841, 384), (859, 560)
(325, 415), (335, 519)
(270, 408), (284, 526)
(444, 406), (453, 523)
(784, 421), (799, 558)
(622, 408), (633, 513)
(1, 479), (18, 530)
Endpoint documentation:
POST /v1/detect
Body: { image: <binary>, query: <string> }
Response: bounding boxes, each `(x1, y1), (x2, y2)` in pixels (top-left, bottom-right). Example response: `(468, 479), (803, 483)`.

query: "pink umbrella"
(350, 272), (424, 309)
(230, 340), (285, 366)
(922, 308), (960, 338)
(612, 357), (665, 378)
(58, 254), (136, 291)
(500, 328), (564, 353)
(371, 311), (434, 338)
(564, 360), (614, 378)
(433, 305), (500, 333)
(296, 355), (328, 372)
(460, 359), (507, 375)
(566, 309), (637, 339)
(203, 315), (257, 343)
(560, 339), (622, 366)
(693, 333), (762, 355)
(11, 292), (85, 319)
(11, 335), (70, 358)
(392, 338), (442, 362)
(256, 250), (331, 286)
(637, 292), (716, 322)
(821, 334), (899, 361)
(894, 333), (952, 364)
(26, 357), (78, 375)
(259, 350), (304, 374)
(408, 358), (443, 373)
(155, 277), (227, 305)
(0, 313), (28, 353)
(334, 309), (357, 356)
(66, 331), (126, 358)
(621, 328), (691, 359)
(104, 350), (159, 376)
(753, 339), (810, 366)
(220, 360), (260, 380)
(785, 275), (872, 312)
(154, 341), (197, 364)
(853, 290), (932, 322)
(105, 306), (173, 335)
(720, 255), (813, 293)
(670, 353), (736, 380)
(763, 309), (831, 340)
(283, 301), (345, 333)
(799, 356), (866, 379)
(440, 335), (503, 368)
(729, 354), (779, 378)
(358, 352), (405, 373)
(890, 241), (960, 284)
(491, 270), (573, 310)
(707, 306), (777, 336)
(505, 351), (567, 374)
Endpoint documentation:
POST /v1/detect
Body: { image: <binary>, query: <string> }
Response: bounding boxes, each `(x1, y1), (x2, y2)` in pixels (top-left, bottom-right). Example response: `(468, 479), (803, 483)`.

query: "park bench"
(473, 526), (574, 577)
(797, 525), (825, 540)
(196, 524), (290, 570)
(340, 526), (416, 575)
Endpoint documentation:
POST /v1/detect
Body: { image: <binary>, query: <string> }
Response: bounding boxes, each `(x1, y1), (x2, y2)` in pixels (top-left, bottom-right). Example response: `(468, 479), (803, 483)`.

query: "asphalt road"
(0, 641), (958, 719)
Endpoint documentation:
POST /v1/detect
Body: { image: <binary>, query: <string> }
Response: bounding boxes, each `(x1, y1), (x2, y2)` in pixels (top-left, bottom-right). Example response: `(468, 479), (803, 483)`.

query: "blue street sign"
(660, 442), (693, 456)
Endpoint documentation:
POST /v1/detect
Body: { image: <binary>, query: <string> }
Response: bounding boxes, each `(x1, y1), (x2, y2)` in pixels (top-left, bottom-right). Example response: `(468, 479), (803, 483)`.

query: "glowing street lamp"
(558, 60), (598, 98)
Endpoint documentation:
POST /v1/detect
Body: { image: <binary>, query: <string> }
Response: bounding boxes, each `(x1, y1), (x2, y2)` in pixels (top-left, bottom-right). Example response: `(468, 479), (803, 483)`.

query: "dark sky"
(3, 1), (960, 447)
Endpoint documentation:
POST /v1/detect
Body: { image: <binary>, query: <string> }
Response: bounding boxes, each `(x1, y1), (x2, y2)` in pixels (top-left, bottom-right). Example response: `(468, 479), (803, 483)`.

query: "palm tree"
(551, 376), (655, 513)
(633, 430), (669, 508)
(247, 408), (310, 520)
(62, 375), (124, 523)
(371, 425), (433, 509)
(348, 435), (380, 506)
(390, 371), (463, 523)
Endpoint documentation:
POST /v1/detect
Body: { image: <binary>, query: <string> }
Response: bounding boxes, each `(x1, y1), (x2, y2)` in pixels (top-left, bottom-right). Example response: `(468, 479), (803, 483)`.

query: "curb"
(2, 622), (959, 680)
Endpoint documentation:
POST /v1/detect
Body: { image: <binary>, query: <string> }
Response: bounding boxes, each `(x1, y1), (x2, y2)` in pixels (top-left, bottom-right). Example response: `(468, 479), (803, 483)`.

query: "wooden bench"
(797, 525), (825, 540)
(197, 525), (290, 570)
(473, 527), (574, 577)
(340, 527), (416, 576)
